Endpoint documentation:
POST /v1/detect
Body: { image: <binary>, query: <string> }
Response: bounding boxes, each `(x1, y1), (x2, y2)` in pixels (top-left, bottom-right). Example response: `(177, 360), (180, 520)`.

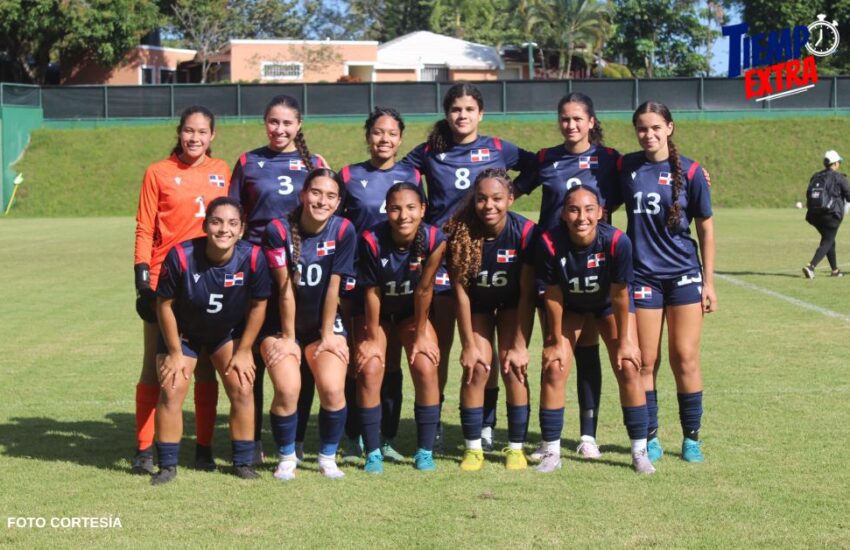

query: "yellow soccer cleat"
(504, 447), (528, 470)
(460, 448), (485, 471)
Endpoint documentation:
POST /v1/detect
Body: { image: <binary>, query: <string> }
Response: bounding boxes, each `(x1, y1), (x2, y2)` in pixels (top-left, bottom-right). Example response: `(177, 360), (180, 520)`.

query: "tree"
(606, 0), (708, 77)
(171, 0), (230, 83)
(520, 0), (612, 78)
(429, 0), (495, 39)
(0, 0), (161, 83)
(343, 0), (432, 41)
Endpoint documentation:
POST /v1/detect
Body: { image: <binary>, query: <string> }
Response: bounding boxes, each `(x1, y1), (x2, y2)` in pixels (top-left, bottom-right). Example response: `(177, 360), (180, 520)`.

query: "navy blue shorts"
(633, 271), (704, 309)
(156, 331), (234, 359)
(296, 314), (347, 346)
(434, 266), (452, 295)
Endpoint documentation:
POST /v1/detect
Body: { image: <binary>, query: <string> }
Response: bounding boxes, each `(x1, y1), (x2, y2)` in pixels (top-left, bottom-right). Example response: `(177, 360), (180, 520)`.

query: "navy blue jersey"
(610, 153), (712, 278)
(229, 147), (326, 244)
(463, 212), (536, 311)
(358, 222), (446, 321)
(262, 215), (356, 339)
(537, 222), (632, 312)
(402, 135), (535, 227)
(516, 144), (620, 231)
(340, 161), (422, 233)
(157, 238), (271, 341)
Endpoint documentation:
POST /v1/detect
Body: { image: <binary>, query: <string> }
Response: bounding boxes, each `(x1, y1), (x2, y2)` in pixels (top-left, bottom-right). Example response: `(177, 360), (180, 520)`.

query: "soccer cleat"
(195, 444), (217, 472)
(341, 436), (363, 464)
(576, 437), (602, 460)
(432, 423), (445, 455)
(234, 464), (260, 480)
(681, 438), (704, 463)
(364, 449), (384, 474)
(802, 265), (815, 279)
(481, 426), (494, 452)
(414, 449), (436, 471)
(527, 442), (547, 463)
(647, 437), (664, 463)
(294, 442), (305, 465)
(459, 448), (485, 472)
(251, 442), (264, 467)
(504, 447), (528, 470)
(273, 458), (297, 481)
(380, 439), (405, 463)
(831, 270), (846, 277)
(150, 466), (177, 485)
(131, 449), (155, 475)
(535, 452), (562, 473)
(632, 449), (656, 474)
(318, 456), (345, 479)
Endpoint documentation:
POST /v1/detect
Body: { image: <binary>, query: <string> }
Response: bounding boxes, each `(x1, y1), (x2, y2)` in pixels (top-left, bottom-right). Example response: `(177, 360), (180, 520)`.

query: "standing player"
(444, 169), (536, 471)
(402, 83), (536, 450)
(339, 108), (422, 463)
(229, 94), (326, 463)
(132, 105), (229, 475)
(152, 197), (270, 484)
(355, 182), (444, 473)
(262, 169), (356, 478)
(612, 100), (716, 463)
(515, 93), (620, 461)
(536, 185), (652, 474)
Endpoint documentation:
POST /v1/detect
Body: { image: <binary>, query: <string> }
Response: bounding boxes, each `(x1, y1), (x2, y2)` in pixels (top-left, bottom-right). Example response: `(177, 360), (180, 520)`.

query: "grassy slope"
(9, 116), (850, 216)
(1, 210), (849, 546)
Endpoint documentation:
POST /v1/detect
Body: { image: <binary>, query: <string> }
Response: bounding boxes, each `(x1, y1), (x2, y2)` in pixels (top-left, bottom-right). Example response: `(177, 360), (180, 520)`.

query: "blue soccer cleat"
(413, 449), (436, 471)
(681, 438), (704, 463)
(648, 437), (664, 463)
(364, 449), (384, 474)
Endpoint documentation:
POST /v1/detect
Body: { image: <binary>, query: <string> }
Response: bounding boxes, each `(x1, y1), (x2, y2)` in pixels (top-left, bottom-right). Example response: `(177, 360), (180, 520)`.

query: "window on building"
(160, 69), (176, 84)
(141, 67), (154, 85)
(421, 65), (449, 82)
(261, 62), (303, 81)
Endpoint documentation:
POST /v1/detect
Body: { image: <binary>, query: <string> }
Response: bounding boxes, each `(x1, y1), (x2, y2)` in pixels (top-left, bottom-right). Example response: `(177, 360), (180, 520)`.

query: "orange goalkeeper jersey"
(134, 154), (231, 289)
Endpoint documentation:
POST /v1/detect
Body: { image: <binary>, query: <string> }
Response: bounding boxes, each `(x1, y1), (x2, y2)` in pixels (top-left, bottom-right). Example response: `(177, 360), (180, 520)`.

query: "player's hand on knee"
(542, 341), (567, 372)
(159, 352), (187, 390)
(315, 334), (349, 364)
(459, 346), (488, 385)
(356, 340), (384, 373)
(503, 346), (529, 384)
(615, 338), (641, 372)
(411, 336), (440, 370)
(225, 348), (256, 388)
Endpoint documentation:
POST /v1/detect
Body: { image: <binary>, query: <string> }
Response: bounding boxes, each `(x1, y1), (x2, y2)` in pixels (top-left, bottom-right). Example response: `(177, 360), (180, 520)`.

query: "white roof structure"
(377, 31), (504, 70)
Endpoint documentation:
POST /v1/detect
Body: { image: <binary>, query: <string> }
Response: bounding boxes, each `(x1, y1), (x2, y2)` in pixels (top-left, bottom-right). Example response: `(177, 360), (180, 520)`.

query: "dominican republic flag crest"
(344, 277), (356, 291)
(497, 249), (517, 263)
(224, 272), (244, 287)
(289, 159), (306, 171)
(658, 172), (672, 186)
(586, 252), (605, 268)
(209, 174), (226, 187)
(317, 240), (336, 256)
(633, 286), (652, 300)
(409, 257), (423, 271)
(470, 148), (491, 163)
(435, 272), (450, 286)
(578, 156), (598, 169)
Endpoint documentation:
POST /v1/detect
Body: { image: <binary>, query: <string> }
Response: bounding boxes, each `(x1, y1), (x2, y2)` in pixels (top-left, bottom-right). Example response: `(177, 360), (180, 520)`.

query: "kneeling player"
(153, 197), (270, 485)
(536, 186), (652, 474)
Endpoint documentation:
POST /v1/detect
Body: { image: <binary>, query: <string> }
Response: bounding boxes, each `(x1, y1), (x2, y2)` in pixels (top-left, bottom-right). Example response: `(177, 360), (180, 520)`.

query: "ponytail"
(666, 139), (684, 231)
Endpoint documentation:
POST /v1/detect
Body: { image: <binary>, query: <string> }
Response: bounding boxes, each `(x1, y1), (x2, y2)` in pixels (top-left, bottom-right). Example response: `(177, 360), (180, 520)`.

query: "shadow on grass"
(717, 270), (801, 279)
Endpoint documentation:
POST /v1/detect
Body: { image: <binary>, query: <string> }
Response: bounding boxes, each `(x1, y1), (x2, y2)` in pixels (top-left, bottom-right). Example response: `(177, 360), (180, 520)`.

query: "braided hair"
(385, 182), (429, 284)
(558, 92), (604, 145)
(265, 94), (314, 172)
(287, 168), (342, 284)
(633, 100), (683, 231)
(444, 168), (513, 288)
(172, 105), (215, 157)
(426, 83), (484, 154)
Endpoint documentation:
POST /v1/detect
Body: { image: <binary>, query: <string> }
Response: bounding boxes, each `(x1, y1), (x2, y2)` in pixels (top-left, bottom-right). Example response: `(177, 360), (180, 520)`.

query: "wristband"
(135, 263), (151, 291)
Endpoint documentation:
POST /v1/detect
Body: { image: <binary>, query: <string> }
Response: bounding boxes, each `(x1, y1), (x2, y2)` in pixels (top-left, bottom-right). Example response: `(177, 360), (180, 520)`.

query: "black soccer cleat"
(194, 444), (217, 472)
(131, 449), (155, 475)
(234, 464), (260, 480)
(150, 466), (177, 486)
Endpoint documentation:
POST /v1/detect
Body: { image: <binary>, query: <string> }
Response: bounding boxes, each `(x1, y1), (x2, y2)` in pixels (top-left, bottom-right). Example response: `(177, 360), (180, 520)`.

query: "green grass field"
(8, 116), (850, 216)
(1, 209), (849, 547)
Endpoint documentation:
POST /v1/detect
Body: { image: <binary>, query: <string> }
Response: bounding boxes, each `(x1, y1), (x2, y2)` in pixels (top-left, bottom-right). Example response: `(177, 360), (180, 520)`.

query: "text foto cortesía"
(7, 516), (123, 529)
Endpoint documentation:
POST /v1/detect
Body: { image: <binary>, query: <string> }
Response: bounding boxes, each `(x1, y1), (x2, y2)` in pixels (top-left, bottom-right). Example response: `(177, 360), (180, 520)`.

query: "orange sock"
(135, 383), (160, 451)
(194, 381), (219, 447)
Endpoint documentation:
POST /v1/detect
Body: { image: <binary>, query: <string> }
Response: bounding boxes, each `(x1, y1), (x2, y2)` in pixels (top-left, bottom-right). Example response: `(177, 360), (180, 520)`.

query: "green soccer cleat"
(380, 439), (405, 462)
(341, 436), (364, 464)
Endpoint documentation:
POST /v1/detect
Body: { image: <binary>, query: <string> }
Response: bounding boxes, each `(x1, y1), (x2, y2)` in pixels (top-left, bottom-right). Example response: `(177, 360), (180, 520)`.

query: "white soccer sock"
(631, 438), (648, 455)
(544, 440), (561, 454)
(508, 441), (523, 450)
(481, 426), (493, 440)
(465, 439), (482, 450)
(580, 434), (597, 444)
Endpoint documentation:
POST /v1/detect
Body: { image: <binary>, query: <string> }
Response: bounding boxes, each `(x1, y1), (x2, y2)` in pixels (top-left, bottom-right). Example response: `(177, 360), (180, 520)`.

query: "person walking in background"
(803, 150), (850, 279)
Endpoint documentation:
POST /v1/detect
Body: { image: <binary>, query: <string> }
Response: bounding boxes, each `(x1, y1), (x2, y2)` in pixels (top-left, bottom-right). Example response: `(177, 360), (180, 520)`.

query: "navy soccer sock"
(677, 391), (703, 441)
(575, 345), (601, 437)
(622, 405), (649, 441)
(381, 370), (403, 440)
(252, 351), (266, 441)
(318, 406), (347, 456)
(646, 390), (659, 439)
(414, 404), (440, 451)
(269, 411), (298, 456)
(539, 407), (565, 443)
(507, 404), (529, 444)
(232, 440), (255, 467)
(156, 441), (180, 468)
(460, 406), (484, 441)
(359, 405), (382, 454)
(344, 376), (360, 440)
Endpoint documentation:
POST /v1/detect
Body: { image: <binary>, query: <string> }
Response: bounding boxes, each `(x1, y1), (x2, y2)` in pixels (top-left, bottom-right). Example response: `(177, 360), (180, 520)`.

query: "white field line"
(717, 273), (850, 323)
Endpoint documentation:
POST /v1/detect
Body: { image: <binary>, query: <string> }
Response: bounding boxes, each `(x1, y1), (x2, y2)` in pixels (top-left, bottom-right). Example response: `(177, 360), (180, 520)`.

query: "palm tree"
(429, 0), (496, 39)
(520, 0), (612, 79)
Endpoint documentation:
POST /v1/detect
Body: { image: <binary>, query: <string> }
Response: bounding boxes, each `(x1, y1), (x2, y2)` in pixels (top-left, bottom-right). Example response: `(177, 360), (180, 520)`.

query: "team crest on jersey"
(586, 252), (606, 268)
(209, 174), (226, 187)
(258, 161), (265, 168)
(408, 257), (423, 271)
(224, 272), (244, 287)
(658, 172), (672, 186)
(553, 161), (560, 169)
(192, 273), (201, 283)
(317, 240), (336, 256)
(344, 277), (356, 291)
(497, 249), (517, 263)
(381, 258), (389, 267)
(439, 153), (447, 161)
(579, 156), (598, 169)
(561, 257), (567, 267)
(471, 148), (491, 163)
(435, 272), (450, 286)
(633, 286), (653, 300)
(360, 179), (368, 188)
(174, 176), (182, 185)
(290, 159), (306, 171)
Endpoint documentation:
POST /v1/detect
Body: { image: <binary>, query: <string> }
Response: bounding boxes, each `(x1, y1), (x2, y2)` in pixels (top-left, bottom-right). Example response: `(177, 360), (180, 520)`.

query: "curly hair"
(558, 92), (604, 145)
(633, 100), (682, 231)
(287, 168), (342, 284)
(444, 168), (513, 287)
(426, 83), (484, 154)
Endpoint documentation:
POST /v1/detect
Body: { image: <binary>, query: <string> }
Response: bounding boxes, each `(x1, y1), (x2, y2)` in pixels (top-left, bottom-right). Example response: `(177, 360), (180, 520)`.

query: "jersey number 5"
(207, 293), (224, 313)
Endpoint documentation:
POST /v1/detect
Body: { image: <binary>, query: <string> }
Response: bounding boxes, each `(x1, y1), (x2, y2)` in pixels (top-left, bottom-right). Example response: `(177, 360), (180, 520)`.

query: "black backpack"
(806, 171), (837, 213)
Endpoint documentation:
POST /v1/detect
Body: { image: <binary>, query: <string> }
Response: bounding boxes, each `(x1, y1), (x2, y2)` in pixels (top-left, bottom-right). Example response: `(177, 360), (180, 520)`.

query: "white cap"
(825, 150), (843, 164)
